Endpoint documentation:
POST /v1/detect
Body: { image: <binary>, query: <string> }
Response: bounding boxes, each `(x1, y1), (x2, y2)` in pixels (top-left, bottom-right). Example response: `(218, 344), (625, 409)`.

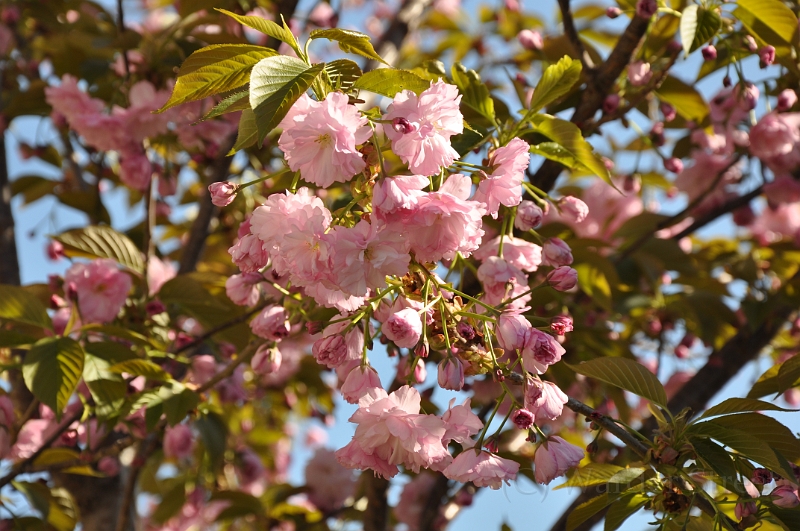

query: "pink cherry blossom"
(603, 94), (620, 114)
(759, 45), (776, 66)
(225, 272), (264, 307)
(547, 266), (578, 291)
(512, 409), (534, 429)
(228, 234), (270, 273)
(65, 258), (132, 324)
(312, 318), (364, 368)
(250, 305), (290, 341)
(771, 484), (800, 508)
(473, 138), (530, 218)
(327, 220), (410, 296)
(701, 45), (717, 61)
(341, 365), (383, 404)
(164, 424), (194, 459)
(384, 80), (463, 176)
(443, 450), (520, 489)
(441, 398), (483, 447)
(534, 436), (584, 484)
(372, 174), (428, 222)
(550, 315), (573, 335)
(147, 256), (175, 297)
(250, 188), (331, 255)
(474, 235), (542, 272)
(515, 200), (543, 230)
(523, 378), (568, 422)
(517, 29), (543, 50)
(188, 355), (217, 386)
(400, 175), (485, 263)
(335, 386), (451, 477)
(522, 329), (565, 374)
(383, 308), (422, 348)
(0, 396), (14, 428)
(495, 310), (532, 352)
(558, 196), (589, 223)
(477, 256), (530, 307)
(279, 92), (371, 187)
(305, 449), (356, 512)
(778, 89), (798, 111)
(749, 112), (800, 173)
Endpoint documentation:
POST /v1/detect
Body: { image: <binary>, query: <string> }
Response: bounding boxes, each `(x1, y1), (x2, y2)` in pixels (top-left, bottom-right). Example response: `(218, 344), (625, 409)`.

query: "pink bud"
(46, 241), (64, 261)
(383, 308), (422, 349)
(602, 94), (620, 114)
(251, 344), (282, 375)
(249, 305), (290, 341)
(606, 6), (621, 18)
(208, 181), (237, 207)
(517, 29), (543, 51)
(777, 89), (798, 111)
(515, 200), (543, 231)
(163, 424), (194, 459)
(759, 45), (776, 66)
(751, 468), (772, 485)
(660, 102), (677, 122)
(438, 357), (465, 391)
(392, 117), (417, 134)
(744, 35), (758, 52)
(534, 436), (584, 484)
(457, 321), (476, 340)
(558, 196), (589, 223)
(628, 61), (652, 86)
(664, 157), (684, 173)
(97, 456), (120, 476)
(550, 315), (573, 335)
(546, 266), (578, 291)
(542, 238), (573, 266)
(635, 0), (657, 18)
(341, 365), (383, 403)
(701, 45), (717, 61)
(771, 484), (800, 508)
(511, 409), (534, 429)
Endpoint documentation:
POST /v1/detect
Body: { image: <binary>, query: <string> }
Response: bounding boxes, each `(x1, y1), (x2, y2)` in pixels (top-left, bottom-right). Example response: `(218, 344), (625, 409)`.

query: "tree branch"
(366, 0), (433, 70)
(557, 0), (596, 74)
(178, 134), (235, 275)
(671, 186), (763, 241)
(363, 473), (390, 531)
(0, 131), (20, 286)
(172, 302), (268, 355)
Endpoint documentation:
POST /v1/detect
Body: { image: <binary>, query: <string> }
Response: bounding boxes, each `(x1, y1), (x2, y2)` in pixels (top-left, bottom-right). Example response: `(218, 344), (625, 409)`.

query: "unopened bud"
(392, 117), (417, 134)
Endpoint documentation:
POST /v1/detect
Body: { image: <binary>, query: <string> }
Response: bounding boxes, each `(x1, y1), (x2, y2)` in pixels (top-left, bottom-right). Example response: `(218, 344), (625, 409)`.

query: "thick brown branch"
(363, 474), (390, 531)
(178, 134), (235, 275)
(0, 133), (20, 286)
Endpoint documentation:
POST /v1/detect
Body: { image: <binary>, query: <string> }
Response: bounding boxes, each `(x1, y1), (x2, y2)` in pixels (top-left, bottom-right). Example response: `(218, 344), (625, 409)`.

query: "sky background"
(4, 0), (800, 530)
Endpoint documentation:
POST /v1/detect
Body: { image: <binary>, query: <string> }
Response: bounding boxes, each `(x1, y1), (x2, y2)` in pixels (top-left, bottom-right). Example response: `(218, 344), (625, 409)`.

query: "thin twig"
(196, 341), (259, 394)
(116, 0), (130, 79)
(563, 397), (650, 457)
(172, 302), (268, 355)
(671, 186), (762, 241)
(557, 0), (596, 74)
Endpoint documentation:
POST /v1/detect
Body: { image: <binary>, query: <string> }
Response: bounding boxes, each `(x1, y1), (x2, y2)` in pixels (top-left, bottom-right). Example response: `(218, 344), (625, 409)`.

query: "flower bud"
(341, 365), (382, 404)
(163, 424), (194, 459)
(550, 315), (573, 335)
(701, 45), (717, 61)
(249, 305), (290, 341)
(558, 196), (589, 223)
(457, 321), (476, 341)
(744, 35), (758, 52)
(251, 344), (282, 375)
(438, 357), (465, 391)
(515, 200), (543, 231)
(664, 157), (684, 174)
(46, 241), (64, 261)
(517, 29), (543, 51)
(602, 94), (619, 114)
(635, 0), (657, 18)
(777, 89), (798, 111)
(606, 6), (621, 18)
(546, 266), (578, 291)
(751, 468), (772, 485)
(542, 238), (573, 266)
(511, 408), (534, 429)
(660, 102), (677, 122)
(759, 45), (776, 66)
(208, 181), (238, 207)
(771, 484), (800, 508)
(392, 117), (416, 134)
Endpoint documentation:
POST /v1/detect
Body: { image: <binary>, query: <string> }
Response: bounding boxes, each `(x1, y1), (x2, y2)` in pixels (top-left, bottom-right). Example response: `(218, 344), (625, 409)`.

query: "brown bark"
(0, 133), (20, 286)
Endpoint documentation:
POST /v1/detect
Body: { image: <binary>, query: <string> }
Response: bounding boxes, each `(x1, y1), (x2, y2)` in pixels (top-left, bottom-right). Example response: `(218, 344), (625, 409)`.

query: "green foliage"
(22, 337), (85, 419)
(604, 492), (649, 531)
(567, 357), (669, 407)
(309, 28), (388, 65)
(748, 355), (800, 398)
(566, 493), (610, 531)
(216, 9), (299, 52)
(248, 56), (325, 145)
(554, 463), (623, 490)
(525, 56), (582, 114)
(695, 397), (796, 420)
(679, 5), (721, 55)
(655, 76), (708, 123)
(451, 63), (496, 125)
(157, 44), (276, 113)
(352, 68), (431, 97)
(0, 284), (53, 330)
(54, 225), (145, 273)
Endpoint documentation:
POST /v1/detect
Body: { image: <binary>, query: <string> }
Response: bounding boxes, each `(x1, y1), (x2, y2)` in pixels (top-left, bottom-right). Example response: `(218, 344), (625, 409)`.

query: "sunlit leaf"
(0, 285), (52, 330)
(352, 68), (431, 98)
(567, 357), (668, 407)
(310, 28), (388, 65)
(22, 337), (85, 419)
(54, 225), (144, 273)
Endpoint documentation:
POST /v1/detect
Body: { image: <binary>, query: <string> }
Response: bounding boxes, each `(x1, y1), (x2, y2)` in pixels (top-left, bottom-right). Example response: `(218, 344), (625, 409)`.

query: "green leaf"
(607, 467), (646, 487)
(0, 285), (52, 330)
(696, 398), (797, 420)
(249, 56), (325, 145)
(567, 357), (668, 407)
(229, 108), (258, 154)
(0, 329), (37, 347)
(215, 9), (298, 50)
(83, 349), (127, 415)
(688, 422), (797, 480)
(529, 142), (583, 169)
(526, 56), (582, 113)
(566, 493), (610, 531)
(734, 0), (798, 47)
(108, 359), (172, 381)
(770, 507), (800, 531)
(529, 114), (614, 187)
(690, 436), (746, 495)
(156, 44), (276, 113)
(135, 381), (198, 428)
(604, 493), (648, 531)
(196, 412), (228, 469)
(352, 68), (431, 98)
(554, 463), (622, 490)
(324, 59), (363, 91)
(451, 63), (495, 123)
(22, 337), (85, 419)
(151, 482), (186, 524)
(310, 28), (388, 65)
(575, 262), (613, 310)
(679, 5), (721, 55)
(655, 76), (708, 123)
(212, 491), (265, 521)
(703, 413), (800, 461)
(776, 355), (800, 396)
(199, 90), (250, 121)
(54, 225), (144, 273)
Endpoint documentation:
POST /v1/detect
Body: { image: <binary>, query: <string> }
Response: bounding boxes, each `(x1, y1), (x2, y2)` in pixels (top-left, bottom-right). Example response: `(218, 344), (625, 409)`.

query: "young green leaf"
(553, 463), (623, 490)
(655, 76), (708, 123)
(229, 108), (258, 154)
(566, 493), (611, 531)
(696, 398), (797, 421)
(526, 56), (582, 114)
(748, 355), (800, 399)
(216, 9), (298, 50)
(324, 59), (363, 91)
(22, 337), (85, 419)
(156, 44), (276, 113)
(604, 493), (649, 531)
(352, 68), (431, 98)
(309, 28), (388, 65)
(451, 63), (495, 124)
(0, 285), (52, 330)
(567, 357), (668, 407)
(679, 5), (721, 55)
(734, 0), (798, 46)
(249, 56), (325, 145)
(199, 90), (250, 122)
(54, 225), (145, 273)
(108, 359), (172, 381)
